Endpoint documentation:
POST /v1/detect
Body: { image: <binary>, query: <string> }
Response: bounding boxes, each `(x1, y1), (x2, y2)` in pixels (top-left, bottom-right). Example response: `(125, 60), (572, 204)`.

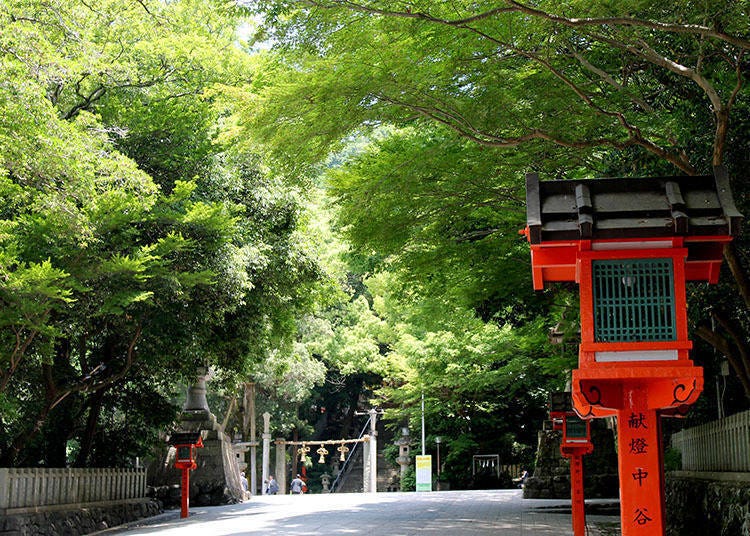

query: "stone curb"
(89, 509), (185, 535)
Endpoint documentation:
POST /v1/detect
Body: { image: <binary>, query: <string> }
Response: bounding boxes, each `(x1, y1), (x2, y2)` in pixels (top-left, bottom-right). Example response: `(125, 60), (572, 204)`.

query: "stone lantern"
(395, 427), (411, 480)
(321, 472), (331, 493)
(179, 367), (245, 505)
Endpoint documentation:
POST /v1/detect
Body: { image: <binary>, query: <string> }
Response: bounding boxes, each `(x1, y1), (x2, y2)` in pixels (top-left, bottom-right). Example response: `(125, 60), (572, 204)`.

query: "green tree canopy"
(242, 0), (750, 401)
(0, 0), (328, 466)
(248, 0), (749, 174)
(236, 0), (750, 479)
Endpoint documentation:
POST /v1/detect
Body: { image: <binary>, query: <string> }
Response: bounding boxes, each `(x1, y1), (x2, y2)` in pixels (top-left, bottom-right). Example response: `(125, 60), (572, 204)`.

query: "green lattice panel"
(592, 259), (676, 342)
(565, 416), (588, 439)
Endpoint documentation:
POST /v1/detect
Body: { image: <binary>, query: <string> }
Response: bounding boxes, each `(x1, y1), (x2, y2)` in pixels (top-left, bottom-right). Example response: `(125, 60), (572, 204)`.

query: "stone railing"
(671, 409), (750, 472)
(0, 467), (147, 515)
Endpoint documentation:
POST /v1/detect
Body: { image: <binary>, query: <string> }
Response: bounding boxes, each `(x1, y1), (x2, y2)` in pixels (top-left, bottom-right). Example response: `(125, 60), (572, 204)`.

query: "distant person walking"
(240, 471), (249, 499)
(290, 474), (305, 494)
(267, 475), (279, 495)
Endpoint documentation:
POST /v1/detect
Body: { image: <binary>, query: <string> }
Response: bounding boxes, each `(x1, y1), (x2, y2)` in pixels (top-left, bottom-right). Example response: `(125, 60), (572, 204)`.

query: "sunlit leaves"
(0, 0), (330, 466)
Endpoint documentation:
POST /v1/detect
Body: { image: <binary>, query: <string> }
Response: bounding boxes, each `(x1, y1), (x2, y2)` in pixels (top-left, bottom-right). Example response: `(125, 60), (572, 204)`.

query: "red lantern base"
(181, 468), (190, 519)
(615, 406), (665, 534)
(560, 443), (593, 536)
(571, 369), (702, 536)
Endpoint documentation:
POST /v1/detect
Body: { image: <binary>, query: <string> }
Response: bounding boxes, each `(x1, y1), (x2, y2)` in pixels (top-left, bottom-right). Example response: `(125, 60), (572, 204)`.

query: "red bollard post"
(551, 393), (594, 536)
(181, 467), (190, 518)
(558, 411), (593, 536)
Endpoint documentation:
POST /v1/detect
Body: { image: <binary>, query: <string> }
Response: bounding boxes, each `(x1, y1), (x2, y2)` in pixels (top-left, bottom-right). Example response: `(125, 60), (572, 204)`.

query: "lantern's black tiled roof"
(526, 166), (742, 244)
(549, 391), (573, 414)
(168, 431), (203, 446)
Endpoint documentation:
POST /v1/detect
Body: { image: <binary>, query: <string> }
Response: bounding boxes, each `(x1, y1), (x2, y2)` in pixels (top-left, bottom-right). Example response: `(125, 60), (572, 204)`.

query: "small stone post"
(262, 412), (271, 493)
(369, 408), (378, 493)
(275, 438), (287, 494)
(362, 438), (370, 492)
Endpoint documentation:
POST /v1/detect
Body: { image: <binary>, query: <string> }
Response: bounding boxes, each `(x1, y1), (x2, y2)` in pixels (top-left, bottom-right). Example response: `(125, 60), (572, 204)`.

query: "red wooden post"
(561, 412), (593, 536)
(616, 406), (665, 533)
(526, 169), (741, 536)
(569, 453), (585, 535)
(551, 392), (593, 536)
(181, 467), (190, 519)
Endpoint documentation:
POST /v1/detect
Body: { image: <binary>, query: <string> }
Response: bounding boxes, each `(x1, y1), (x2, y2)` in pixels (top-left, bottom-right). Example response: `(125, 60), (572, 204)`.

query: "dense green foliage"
(1, 0), (748, 493)
(239, 0), (750, 484)
(248, 1), (748, 171)
(0, 0), (325, 467)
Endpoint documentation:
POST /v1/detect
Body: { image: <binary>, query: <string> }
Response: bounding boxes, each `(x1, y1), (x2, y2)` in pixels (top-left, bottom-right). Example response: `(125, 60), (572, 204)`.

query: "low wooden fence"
(501, 464), (523, 479)
(0, 467), (147, 514)
(671, 409), (750, 472)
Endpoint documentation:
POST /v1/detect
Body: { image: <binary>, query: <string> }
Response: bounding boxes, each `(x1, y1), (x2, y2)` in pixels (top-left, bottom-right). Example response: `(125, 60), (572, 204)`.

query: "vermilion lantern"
(168, 432), (204, 518)
(550, 391), (593, 535)
(174, 441), (201, 470)
(562, 414), (590, 448)
(526, 167), (742, 536)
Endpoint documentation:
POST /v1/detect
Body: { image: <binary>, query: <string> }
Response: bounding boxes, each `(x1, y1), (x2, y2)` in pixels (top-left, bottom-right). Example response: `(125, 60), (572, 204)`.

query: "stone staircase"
(334, 441), (364, 493)
(333, 420), (399, 493)
(378, 444), (400, 492)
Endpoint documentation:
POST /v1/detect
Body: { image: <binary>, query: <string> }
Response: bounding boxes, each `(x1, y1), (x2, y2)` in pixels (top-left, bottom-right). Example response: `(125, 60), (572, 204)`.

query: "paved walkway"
(106, 490), (621, 536)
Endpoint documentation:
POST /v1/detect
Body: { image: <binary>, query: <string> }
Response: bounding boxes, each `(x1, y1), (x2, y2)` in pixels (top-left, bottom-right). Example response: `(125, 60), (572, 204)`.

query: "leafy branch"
(299, 1), (750, 50)
(292, 0), (746, 170)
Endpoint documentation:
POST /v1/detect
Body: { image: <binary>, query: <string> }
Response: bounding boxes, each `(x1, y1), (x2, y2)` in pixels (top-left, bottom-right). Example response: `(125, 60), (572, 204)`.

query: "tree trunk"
(724, 243), (750, 310)
(713, 106), (730, 167)
(3, 326), (141, 466)
(221, 397), (237, 431)
(243, 382), (256, 441)
(74, 388), (107, 467)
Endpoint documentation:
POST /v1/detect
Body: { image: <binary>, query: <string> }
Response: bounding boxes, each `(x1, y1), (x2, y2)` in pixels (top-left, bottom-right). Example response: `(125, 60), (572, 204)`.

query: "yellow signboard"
(415, 455), (432, 492)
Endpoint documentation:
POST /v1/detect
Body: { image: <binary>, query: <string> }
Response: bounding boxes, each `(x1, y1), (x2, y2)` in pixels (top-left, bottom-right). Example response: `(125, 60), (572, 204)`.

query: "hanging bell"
(337, 442), (350, 462)
(299, 444), (310, 463)
(317, 444), (329, 464)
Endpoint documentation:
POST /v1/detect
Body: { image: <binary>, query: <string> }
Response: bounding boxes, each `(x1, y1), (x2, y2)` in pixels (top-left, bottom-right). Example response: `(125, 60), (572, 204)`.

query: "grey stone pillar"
(249, 441), (258, 495)
(362, 438), (370, 493)
(248, 383), (258, 495)
(262, 412), (271, 493)
(369, 409), (378, 493)
(275, 438), (287, 494)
